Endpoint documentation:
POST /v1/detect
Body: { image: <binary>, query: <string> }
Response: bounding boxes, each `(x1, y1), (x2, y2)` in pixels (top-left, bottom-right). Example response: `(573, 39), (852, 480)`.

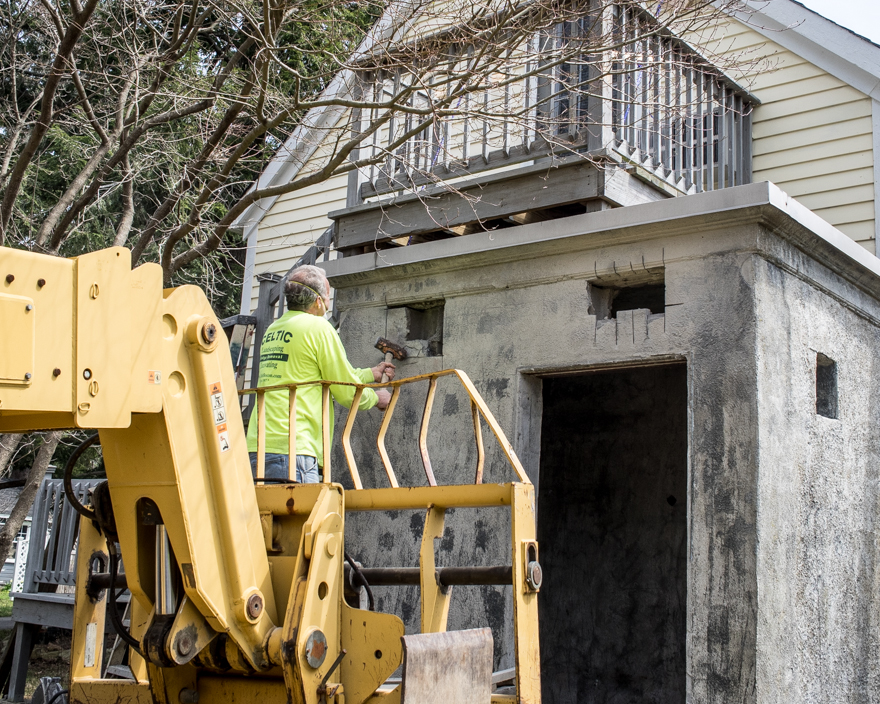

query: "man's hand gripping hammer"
(374, 337), (408, 383)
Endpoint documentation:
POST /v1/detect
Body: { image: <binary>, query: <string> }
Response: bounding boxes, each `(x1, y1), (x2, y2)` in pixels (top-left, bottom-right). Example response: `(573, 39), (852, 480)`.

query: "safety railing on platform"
(243, 370), (540, 703)
(239, 369), (530, 488)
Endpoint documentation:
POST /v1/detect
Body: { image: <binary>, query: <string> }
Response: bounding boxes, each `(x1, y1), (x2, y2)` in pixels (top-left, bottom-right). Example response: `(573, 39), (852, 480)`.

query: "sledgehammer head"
(374, 337), (408, 361)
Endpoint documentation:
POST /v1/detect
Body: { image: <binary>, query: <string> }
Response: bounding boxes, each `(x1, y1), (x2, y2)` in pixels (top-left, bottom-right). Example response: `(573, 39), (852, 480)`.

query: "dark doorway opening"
(537, 363), (687, 704)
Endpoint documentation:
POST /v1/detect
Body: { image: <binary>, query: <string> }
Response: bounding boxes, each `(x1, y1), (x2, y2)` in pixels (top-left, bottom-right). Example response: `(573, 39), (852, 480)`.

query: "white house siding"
(716, 19), (876, 251)
(246, 171), (348, 316)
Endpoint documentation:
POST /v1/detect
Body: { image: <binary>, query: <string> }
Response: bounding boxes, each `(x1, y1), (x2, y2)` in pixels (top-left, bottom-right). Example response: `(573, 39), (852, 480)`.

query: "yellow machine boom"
(0, 247), (541, 704)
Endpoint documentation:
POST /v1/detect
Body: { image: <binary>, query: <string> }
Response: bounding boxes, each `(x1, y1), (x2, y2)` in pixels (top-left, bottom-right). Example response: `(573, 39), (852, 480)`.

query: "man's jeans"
(248, 453), (320, 483)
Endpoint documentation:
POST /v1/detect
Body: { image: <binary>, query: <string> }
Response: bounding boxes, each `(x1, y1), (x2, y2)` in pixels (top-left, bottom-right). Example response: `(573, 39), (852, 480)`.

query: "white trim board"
(238, 218), (260, 314)
(736, 0), (880, 100)
(873, 99), (880, 255)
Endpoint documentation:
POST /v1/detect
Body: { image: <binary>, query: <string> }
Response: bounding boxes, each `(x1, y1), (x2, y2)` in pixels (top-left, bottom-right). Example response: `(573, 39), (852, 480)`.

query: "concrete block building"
(326, 183), (880, 702)
(233, 2), (880, 701)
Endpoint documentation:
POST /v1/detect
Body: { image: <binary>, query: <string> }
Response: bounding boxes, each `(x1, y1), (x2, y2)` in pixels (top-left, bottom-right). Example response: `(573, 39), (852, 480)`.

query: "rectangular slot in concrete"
(590, 281), (666, 319)
(537, 362), (687, 704)
(816, 352), (838, 419)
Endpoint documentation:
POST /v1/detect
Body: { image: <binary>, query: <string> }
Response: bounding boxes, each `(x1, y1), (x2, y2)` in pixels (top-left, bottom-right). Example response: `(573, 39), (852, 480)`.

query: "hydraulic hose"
(345, 553), (375, 612)
(107, 542), (143, 656)
(62, 430), (140, 654)
(63, 432), (100, 521)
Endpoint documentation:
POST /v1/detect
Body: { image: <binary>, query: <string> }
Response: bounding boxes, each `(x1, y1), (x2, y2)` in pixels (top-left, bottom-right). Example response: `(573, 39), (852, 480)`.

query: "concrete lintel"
(323, 182), (880, 298)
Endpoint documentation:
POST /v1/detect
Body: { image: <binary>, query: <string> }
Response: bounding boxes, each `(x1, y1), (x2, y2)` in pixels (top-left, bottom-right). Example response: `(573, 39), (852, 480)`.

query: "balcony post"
(742, 105), (753, 185)
(587, 0), (615, 152)
(346, 77), (365, 209)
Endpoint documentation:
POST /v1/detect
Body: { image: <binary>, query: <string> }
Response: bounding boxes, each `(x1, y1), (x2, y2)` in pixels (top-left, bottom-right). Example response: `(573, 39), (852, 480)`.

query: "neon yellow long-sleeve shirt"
(245, 311), (378, 466)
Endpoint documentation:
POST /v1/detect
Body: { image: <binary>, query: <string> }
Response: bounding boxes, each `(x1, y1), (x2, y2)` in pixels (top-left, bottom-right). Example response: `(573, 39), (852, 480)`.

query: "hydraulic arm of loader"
(0, 247), (278, 667)
(0, 246), (542, 704)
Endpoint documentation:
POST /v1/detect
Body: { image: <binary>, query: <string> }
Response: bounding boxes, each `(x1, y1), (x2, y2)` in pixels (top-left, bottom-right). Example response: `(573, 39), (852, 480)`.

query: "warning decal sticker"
(148, 371), (162, 385)
(210, 381), (230, 453)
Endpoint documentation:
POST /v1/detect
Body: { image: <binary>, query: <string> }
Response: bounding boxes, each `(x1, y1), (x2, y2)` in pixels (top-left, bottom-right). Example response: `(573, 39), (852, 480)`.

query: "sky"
(797, 0), (880, 45)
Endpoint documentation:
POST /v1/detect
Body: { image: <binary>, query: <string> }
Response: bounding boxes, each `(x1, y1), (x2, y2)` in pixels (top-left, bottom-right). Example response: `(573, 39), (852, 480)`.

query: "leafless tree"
(0, 0), (759, 557)
(0, 0), (757, 274)
(0, 434), (22, 474)
(0, 432), (61, 568)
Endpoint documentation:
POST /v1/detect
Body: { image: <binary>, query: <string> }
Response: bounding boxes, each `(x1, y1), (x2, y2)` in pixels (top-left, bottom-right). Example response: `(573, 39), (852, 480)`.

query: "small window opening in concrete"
(537, 363), (687, 704)
(589, 282), (665, 319)
(816, 353), (838, 419)
(403, 301), (444, 356)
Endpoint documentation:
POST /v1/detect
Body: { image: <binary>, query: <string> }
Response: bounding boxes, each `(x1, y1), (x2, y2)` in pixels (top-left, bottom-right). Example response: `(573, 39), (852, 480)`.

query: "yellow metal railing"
(239, 369), (530, 488)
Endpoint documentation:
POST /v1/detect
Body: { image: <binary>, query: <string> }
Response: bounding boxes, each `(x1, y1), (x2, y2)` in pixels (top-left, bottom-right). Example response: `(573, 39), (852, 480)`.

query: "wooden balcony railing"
(353, 1), (755, 202)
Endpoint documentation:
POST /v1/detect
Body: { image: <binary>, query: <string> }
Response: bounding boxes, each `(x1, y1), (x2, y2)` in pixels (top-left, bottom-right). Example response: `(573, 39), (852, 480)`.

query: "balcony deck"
(335, 2), (755, 258)
(332, 152), (675, 257)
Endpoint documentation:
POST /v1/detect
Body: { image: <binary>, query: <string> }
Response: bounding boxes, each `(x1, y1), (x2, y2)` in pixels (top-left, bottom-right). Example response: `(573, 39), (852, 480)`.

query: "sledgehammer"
(375, 337), (408, 383)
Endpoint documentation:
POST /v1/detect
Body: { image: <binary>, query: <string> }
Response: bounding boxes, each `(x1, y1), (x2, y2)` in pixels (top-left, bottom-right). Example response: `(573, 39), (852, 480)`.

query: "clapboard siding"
(753, 133), (871, 170)
(757, 73), (849, 103)
(794, 183), (875, 211)
(245, 169), (349, 314)
(755, 151), (874, 186)
(259, 180), (347, 234)
(264, 184), (349, 221)
(754, 87), (866, 123)
(719, 19), (876, 246)
(752, 116), (872, 155)
(261, 199), (345, 230)
(812, 201), (875, 225)
(774, 167), (873, 197)
(750, 60), (824, 89)
(255, 239), (324, 258)
(752, 101), (873, 139)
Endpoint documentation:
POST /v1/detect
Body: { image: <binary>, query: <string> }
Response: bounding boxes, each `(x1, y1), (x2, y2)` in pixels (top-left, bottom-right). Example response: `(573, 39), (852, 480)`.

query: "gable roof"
(737, 0), (880, 99)
(0, 488), (21, 516)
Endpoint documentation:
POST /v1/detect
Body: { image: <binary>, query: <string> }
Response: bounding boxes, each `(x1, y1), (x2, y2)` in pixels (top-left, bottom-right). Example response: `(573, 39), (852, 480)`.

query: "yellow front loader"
(0, 247), (542, 704)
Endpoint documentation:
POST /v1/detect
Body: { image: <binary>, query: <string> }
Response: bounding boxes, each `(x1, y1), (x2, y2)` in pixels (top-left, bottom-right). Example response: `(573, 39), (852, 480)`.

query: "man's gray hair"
(285, 265), (328, 311)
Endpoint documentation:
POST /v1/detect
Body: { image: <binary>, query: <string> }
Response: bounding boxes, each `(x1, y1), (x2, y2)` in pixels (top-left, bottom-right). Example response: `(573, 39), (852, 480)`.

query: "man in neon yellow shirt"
(246, 265), (393, 482)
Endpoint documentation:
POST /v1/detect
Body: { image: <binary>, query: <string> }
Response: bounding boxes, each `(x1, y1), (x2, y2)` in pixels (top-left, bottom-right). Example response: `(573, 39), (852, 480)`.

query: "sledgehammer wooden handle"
(375, 337), (408, 384)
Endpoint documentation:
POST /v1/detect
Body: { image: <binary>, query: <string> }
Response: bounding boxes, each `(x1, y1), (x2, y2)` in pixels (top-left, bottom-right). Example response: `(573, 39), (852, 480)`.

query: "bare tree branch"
(0, 0), (100, 243)
(114, 153), (135, 246)
(0, 434), (23, 479)
(0, 431), (61, 566)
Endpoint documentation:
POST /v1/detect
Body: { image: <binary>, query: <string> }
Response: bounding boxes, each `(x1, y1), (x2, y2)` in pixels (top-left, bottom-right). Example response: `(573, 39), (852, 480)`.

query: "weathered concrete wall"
(753, 236), (880, 702)
(325, 184), (880, 703)
(331, 234), (761, 702)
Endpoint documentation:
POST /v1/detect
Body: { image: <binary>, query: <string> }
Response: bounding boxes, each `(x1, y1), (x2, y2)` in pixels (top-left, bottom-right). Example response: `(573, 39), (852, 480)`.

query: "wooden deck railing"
(353, 1), (754, 201)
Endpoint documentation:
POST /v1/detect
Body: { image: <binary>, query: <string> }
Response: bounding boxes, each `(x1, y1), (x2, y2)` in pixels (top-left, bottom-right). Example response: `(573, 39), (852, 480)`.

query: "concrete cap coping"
(322, 182), (880, 297)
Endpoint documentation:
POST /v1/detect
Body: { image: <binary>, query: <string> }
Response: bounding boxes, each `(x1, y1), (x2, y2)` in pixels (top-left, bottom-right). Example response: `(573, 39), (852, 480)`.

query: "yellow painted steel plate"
(0, 293), (34, 384)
